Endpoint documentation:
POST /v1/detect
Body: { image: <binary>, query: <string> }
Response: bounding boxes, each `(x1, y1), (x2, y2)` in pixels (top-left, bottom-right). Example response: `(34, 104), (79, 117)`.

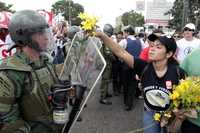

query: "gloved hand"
(48, 80), (72, 108)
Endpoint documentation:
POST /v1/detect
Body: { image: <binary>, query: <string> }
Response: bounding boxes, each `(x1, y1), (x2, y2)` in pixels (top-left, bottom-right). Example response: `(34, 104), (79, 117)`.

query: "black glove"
(49, 80), (71, 108)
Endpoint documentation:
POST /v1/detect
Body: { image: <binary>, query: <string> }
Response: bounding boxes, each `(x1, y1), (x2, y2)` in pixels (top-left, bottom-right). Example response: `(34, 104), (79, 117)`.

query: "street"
(70, 82), (144, 133)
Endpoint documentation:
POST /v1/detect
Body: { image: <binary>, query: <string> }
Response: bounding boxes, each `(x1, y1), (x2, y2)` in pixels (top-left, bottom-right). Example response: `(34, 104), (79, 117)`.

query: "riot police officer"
(99, 24), (115, 105)
(0, 10), (68, 133)
(64, 26), (81, 55)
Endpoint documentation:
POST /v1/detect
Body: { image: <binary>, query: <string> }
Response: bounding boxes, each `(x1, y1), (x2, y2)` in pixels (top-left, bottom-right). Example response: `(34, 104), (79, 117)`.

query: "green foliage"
(189, 0), (200, 30)
(166, 0), (200, 31)
(0, 2), (14, 12)
(51, 0), (84, 26)
(115, 25), (123, 33)
(121, 10), (144, 27)
(165, 0), (183, 30)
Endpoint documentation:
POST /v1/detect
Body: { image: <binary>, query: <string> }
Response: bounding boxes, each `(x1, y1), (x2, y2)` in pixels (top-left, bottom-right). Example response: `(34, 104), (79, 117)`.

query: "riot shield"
(59, 32), (106, 133)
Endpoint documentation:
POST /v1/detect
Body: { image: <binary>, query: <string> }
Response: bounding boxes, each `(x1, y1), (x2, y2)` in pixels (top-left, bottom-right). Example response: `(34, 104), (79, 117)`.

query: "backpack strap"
(176, 65), (180, 80)
(140, 64), (150, 81)
(138, 64), (150, 90)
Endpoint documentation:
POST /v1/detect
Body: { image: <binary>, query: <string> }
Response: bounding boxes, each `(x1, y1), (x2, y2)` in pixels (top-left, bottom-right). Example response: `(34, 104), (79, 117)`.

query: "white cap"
(184, 23), (195, 30)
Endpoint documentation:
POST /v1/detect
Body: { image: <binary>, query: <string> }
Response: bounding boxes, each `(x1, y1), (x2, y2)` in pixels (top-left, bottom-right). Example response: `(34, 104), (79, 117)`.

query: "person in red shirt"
(140, 30), (164, 61)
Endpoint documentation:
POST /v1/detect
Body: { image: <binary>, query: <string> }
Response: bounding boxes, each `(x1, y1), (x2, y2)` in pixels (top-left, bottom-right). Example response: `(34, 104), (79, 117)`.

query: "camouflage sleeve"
(101, 45), (115, 62)
(0, 71), (30, 133)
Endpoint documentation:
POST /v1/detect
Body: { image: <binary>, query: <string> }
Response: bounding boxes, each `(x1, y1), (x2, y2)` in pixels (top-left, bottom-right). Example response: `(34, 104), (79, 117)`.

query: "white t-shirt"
(176, 37), (200, 63)
(111, 35), (117, 43)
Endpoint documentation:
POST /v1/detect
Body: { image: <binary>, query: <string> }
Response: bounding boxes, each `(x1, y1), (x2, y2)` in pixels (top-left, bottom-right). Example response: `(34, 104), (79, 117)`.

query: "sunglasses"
(173, 35), (180, 38)
(184, 28), (194, 32)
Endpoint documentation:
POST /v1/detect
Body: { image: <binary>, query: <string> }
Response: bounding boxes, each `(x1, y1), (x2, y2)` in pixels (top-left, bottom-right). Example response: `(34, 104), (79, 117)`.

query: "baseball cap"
(184, 23), (195, 30)
(147, 29), (164, 42)
(147, 33), (158, 42)
(158, 36), (177, 54)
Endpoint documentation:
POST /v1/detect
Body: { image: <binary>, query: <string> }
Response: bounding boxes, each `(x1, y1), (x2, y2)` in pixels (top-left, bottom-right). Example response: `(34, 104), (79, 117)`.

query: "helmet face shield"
(103, 24), (113, 37)
(8, 10), (56, 53)
(31, 27), (56, 53)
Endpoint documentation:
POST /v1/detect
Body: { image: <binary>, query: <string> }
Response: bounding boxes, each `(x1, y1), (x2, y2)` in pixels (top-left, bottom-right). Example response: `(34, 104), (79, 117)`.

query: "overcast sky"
(1, 0), (175, 27)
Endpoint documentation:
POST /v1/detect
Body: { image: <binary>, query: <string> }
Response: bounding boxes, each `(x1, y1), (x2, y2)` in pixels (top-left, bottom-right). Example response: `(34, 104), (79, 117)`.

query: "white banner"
(0, 40), (16, 63)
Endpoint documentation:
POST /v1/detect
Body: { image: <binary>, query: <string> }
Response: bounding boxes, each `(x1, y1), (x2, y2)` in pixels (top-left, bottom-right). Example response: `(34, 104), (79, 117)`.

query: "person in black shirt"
(95, 32), (186, 133)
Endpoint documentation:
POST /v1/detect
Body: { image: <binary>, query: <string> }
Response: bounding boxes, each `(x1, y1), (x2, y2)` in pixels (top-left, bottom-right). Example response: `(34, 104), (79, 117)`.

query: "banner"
(0, 39), (16, 63)
(0, 10), (54, 28)
(37, 10), (54, 26)
(0, 11), (13, 29)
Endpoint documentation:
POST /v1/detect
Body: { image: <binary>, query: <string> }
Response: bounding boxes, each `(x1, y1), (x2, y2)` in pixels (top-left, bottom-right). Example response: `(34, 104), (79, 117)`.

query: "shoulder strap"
(125, 38), (131, 50)
(176, 66), (180, 80)
(140, 64), (150, 81)
(138, 64), (150, 90)
(0, 72), (16, 105)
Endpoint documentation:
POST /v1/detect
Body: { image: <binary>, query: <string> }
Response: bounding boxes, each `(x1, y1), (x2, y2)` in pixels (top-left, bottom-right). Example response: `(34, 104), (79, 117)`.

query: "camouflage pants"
(100, 66), (111, 99)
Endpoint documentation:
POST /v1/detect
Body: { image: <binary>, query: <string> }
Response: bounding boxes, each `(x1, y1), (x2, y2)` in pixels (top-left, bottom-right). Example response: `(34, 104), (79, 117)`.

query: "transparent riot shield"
(59, 32), (106, 133)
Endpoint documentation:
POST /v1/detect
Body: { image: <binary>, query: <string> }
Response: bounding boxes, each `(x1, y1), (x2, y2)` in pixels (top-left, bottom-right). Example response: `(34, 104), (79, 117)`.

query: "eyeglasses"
(183, 28), (194, 32)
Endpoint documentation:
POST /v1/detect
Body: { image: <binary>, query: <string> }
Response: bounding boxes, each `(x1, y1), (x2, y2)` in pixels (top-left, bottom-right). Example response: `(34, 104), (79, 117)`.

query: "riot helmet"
(103, 24), (114, 37)
(8, 10), (54, 52)
(67, 26), (80, 40)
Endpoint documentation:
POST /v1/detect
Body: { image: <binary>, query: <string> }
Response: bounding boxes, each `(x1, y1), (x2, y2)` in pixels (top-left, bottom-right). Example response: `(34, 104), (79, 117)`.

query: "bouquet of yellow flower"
(78, 12), (98, 35)
(154, 77), (200, 132)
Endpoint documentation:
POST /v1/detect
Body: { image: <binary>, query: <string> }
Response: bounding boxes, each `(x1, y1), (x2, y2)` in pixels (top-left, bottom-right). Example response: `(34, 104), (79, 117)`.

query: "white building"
(145, 0), (173, 27)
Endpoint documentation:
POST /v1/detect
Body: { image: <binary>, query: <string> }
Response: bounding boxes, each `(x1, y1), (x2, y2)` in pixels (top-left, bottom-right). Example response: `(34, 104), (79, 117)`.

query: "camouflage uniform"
(99, 24), (115, 103)
(0, 52), (63, 133)
(99, 44), (113, 100)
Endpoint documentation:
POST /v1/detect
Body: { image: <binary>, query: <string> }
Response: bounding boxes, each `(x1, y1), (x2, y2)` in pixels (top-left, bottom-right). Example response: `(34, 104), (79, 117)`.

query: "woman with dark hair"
(95, 31), (186, 133)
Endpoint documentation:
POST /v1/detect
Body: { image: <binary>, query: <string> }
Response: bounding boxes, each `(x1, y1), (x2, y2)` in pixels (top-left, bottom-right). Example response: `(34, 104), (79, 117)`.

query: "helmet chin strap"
(28, 39), (44, 52)
(6, 43), (18, 52)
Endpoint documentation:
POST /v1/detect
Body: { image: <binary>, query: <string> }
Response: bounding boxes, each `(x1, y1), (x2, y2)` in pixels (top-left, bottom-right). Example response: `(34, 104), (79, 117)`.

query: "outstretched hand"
(94, 30), (108, 40)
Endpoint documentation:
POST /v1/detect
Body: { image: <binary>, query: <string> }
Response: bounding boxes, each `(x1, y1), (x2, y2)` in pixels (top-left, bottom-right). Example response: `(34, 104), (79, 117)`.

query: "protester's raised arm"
(96, 31), (134, 68)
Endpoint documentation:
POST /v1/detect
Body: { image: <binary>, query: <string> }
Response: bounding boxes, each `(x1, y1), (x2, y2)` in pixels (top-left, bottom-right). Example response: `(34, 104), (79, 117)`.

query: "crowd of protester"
(94, 22), (200, 133)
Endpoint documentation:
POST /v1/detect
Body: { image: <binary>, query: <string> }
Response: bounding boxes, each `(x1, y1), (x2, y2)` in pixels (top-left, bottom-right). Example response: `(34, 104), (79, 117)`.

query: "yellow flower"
(178, 80), (190, 91)
(173, 101), (180, 108)
(78, 12), (98, 31)
(170, 91), (180, 100)
(154, 113), (161, 121)
(153, 76), (200, 126)
(78, 12), (87, 20)
(164, 113), (172, 118)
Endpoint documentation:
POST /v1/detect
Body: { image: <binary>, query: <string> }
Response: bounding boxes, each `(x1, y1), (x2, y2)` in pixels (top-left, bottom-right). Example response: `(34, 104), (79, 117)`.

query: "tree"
(165, 0), (183, 30)
(189, 0), (200, 30)
(121, 10), (144, 27)
(166, 0), (200, 31)
(0, 2), (14, 12)
(51, 0), (84, 26)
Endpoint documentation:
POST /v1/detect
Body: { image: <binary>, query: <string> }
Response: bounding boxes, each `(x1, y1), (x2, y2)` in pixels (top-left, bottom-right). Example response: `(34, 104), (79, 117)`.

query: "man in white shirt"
(176, 23), (200, 63)
(119, 25), (142, 111)
(119, 25), (136, 49)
